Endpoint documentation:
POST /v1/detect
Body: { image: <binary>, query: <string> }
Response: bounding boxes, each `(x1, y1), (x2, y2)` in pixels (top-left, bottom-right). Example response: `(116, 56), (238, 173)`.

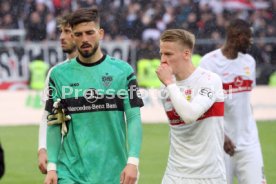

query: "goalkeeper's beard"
(78, 42), (99, 58)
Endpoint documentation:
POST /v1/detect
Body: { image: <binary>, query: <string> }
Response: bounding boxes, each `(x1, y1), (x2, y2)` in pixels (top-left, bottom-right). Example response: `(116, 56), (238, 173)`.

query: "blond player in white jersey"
(200, 19), (267, 184)
(156, 29), (226, 184)
(38, 14), (77, 174)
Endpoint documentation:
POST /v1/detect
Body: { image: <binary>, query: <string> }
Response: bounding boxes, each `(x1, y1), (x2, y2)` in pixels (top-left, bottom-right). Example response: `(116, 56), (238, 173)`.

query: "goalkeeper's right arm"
(45, 73), (62, 174)
(46, 114), (62, 172)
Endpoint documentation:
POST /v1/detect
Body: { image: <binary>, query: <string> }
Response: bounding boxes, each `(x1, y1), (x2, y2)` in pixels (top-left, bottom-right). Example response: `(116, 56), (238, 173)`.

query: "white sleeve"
(38, 67), (53, 151)
(41, 67), (53, 103)
(166, 83), (216, 124)
(38, 110), (49, 151)
(199, 55), (212, 71)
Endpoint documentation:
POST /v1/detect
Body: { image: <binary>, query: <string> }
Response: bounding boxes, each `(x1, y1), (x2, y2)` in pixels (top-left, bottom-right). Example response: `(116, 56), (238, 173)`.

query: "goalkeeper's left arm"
(120, 106), (142, 184)
(120, 73), (143, 184)
(125, 107), (142, 166)
(124, 71), (144, 166)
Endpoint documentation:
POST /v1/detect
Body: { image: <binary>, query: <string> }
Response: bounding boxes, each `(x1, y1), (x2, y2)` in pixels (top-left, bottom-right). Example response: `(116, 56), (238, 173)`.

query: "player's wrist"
(127, 157), (139, 166)
(38, 148), (47, 155)
(166, 83), (176, 89)
(47, 163), (57, 171)
(163, 78), (174, 86)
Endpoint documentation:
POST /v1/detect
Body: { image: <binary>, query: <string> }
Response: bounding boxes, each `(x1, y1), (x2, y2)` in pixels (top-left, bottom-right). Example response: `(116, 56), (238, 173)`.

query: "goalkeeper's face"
(72, 21), (104, 58)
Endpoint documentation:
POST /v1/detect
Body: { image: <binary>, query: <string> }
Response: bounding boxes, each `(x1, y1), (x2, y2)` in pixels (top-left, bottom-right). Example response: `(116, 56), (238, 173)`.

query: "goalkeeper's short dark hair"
(69, 7), (100, 28)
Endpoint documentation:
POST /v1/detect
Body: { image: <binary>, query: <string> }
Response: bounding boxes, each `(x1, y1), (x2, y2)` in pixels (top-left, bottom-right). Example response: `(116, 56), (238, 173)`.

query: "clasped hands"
(47, 99), (71, 136)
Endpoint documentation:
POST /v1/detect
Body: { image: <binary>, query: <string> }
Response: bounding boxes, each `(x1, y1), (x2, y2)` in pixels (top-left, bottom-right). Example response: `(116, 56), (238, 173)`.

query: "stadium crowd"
(0, 0), (276, 84)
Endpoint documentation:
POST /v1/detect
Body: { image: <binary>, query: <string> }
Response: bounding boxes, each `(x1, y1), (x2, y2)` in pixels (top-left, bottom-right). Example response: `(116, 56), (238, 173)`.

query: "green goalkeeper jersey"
(46, 55), (143, 183)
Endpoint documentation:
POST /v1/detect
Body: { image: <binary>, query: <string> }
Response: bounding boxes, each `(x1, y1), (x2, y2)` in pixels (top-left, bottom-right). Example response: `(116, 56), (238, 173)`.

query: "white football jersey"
(161, 67), (226, 179)
(200, 49), (259, 151)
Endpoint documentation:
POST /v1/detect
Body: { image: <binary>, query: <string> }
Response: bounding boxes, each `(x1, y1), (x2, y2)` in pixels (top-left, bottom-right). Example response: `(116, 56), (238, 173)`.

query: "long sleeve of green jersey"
(45, 74), (62, 166)
(125, 72), (144, 159)
(125, 107), (142, 158)
(47, 123), (62, 165)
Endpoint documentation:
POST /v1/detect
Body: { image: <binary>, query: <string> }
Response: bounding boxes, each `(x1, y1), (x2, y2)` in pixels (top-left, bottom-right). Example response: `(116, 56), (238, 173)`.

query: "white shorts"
(224, 144), (267, 184)
(162, 174), (227, 184)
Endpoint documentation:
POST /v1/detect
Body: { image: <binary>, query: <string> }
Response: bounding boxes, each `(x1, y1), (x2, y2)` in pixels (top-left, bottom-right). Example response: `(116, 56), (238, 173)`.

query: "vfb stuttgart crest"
(102, 73), (113, 88)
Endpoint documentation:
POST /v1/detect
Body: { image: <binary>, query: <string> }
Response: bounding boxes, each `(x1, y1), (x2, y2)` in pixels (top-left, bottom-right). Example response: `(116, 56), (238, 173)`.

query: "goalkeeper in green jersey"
(44, 7), (144, 184)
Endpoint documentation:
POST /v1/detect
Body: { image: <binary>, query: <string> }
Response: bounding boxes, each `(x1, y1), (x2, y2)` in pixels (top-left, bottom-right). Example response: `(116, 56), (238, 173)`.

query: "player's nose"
(160, 56), (167, 64)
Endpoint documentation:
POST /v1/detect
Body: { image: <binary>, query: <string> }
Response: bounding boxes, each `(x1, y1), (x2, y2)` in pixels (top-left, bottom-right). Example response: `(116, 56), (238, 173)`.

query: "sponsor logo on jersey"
(84, 88), (99, 103)
(67, 103), (118, 112)
(102, 73), (113, 88)
(234, 76), (243, 86)
(63, 94), (124, 114)
(223, 76), (253, 94)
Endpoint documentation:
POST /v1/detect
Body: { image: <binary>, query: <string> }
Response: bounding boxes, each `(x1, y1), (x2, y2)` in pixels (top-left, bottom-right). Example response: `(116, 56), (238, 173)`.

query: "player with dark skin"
(200, 19), (266, 184)
(220, 22), (253, 157)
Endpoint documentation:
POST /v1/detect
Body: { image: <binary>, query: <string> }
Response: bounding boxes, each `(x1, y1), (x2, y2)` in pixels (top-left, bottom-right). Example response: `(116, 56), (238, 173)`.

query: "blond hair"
(160, 29), (195, 51)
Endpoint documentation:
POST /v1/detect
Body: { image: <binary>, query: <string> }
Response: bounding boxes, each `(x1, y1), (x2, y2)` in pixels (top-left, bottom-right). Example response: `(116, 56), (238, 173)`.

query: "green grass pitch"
(0, 122), (275, 184)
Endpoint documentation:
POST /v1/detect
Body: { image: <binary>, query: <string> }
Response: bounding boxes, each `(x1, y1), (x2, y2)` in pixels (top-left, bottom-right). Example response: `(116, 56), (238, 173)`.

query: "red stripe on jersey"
(166, 110), (185, 125)
(223, 76), (253, 94)
(166, 102), (224, 126)
(198, 102), (224, 120)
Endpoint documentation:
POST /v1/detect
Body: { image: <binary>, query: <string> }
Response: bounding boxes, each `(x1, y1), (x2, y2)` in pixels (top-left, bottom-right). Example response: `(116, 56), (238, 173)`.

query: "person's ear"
(99, 28), (104, 40)
(183, 49), (191, 60)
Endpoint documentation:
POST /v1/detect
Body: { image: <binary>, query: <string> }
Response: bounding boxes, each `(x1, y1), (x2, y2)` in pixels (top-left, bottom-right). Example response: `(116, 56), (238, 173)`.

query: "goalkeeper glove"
(47, 99), (71, 136)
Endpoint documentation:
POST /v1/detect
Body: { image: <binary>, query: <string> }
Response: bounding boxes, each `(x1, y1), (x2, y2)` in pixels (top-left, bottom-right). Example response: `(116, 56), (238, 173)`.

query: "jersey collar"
(76, 55), (106, 67)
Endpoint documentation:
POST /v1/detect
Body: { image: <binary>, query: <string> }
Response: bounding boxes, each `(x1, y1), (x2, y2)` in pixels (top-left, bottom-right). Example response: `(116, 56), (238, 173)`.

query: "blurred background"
(0, 0), (276, 183)
(0, 0), (276, 89)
